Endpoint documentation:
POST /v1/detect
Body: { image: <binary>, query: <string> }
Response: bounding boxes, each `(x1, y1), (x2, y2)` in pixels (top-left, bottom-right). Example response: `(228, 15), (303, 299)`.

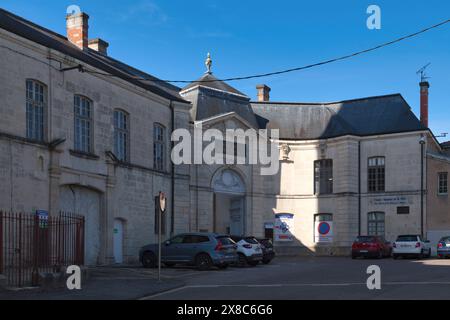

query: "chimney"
(256, 84), (271, 102)
(419, 81), (430, 128)
(89, 38), (109, 55)
(66, 12), (89, 50)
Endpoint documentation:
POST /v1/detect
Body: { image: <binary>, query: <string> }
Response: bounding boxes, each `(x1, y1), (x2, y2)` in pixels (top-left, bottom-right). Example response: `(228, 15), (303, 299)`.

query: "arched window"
(114, 110), (129, 162)
(74, 95), (92, 153)
(153, 123), (166, 171)
(368, 212), (385, 236)
(26, 79), (46, 141)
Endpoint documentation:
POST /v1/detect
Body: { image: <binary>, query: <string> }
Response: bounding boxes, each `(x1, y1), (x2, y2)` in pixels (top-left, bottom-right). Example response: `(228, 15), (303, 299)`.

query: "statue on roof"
(205, 52), (212, 74)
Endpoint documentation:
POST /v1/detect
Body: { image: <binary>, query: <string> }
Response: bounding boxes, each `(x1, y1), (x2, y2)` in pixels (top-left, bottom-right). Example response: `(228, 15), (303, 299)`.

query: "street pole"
(158, 202), (162, 282)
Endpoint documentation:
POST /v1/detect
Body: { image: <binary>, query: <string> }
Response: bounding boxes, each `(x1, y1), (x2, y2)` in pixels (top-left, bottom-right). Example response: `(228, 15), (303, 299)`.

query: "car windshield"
(244, 237), (259, 244)
(440, 237), (450, 243)
(355, 236), (376, 243)
(396, 235), (418, 242)
(216, 236), (235, 245)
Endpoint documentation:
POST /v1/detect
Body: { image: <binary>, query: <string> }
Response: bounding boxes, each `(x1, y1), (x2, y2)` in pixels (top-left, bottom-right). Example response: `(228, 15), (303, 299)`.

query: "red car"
(351, 236), (392, 259)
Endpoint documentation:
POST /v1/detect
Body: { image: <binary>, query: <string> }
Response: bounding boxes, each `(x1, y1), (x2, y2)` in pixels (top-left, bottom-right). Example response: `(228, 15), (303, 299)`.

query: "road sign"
(159, 192), (166, 213)
(315, 221), (333, 243)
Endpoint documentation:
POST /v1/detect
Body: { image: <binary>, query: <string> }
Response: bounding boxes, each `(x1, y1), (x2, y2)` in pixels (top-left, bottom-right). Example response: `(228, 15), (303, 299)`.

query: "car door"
(164, 235), (185, 262)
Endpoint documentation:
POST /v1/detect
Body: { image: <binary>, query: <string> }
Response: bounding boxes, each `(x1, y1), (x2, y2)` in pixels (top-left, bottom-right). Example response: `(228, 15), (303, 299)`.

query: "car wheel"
(378, 250), (383, 259)
(393, 254), (398, 260)
(195, 253), (212, 271)
(142, 251), (157, 268)
(247, 261), (258, 267)
(217, 263), (228, 270)
(262, 259), (272, 265)
(237, 253), (247, 267)
(426, 249), (432, 258)
(351, 254), (357, 259)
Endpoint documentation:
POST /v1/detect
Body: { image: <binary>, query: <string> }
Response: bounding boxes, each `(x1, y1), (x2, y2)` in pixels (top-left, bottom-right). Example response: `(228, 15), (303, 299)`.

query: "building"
(0, 8), (449, 263)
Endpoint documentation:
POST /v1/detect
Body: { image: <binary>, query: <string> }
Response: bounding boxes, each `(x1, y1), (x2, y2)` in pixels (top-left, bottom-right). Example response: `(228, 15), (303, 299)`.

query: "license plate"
(359, 250), (368, 253)
(401, 245), (410, 248)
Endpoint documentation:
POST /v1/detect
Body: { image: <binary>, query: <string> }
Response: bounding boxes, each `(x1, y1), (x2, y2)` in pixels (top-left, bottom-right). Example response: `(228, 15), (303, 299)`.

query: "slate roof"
(442, 141), (450, 149)
(251, 94), (427, 140)
(0, 8), (186, 103)
(181, 72), (247, 97)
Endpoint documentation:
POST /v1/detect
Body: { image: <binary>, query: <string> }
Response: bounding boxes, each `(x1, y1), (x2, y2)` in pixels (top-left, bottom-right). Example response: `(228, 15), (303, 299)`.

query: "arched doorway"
(59, 185), (101, 266)
(212, 169), (246, 236)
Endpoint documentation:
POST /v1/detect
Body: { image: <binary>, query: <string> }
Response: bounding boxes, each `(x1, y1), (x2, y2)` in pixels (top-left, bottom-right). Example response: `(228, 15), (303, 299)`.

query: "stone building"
(0, 8), (449, 263)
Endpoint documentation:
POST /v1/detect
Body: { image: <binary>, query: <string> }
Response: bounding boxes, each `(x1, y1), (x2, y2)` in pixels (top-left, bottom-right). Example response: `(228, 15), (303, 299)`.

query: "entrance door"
(113, 219), (124, 264)
(229, 197), (244, 235)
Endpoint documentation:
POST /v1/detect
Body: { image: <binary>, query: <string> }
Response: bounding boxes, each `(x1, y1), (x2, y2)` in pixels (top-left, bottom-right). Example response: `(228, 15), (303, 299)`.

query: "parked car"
(139, 233), (238, 270)
(257, 238), (276, 264)
(392, 235), (431, 259)
(351, 236), (392, 259)
(437, 236), (450, 258)
(230, 236), (263, 267)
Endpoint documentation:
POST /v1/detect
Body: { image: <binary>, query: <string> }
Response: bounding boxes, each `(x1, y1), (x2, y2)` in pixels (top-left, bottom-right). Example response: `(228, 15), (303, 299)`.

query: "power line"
(82, 17), (450, 84)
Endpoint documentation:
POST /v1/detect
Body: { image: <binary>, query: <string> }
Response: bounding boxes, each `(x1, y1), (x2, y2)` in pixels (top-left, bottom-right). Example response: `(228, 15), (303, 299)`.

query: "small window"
(114, 110), (129, 162)
(368, 157), (385, 193)
(397, 206), (410, 215)
(368, 212), (385, 237)
(314, 159), (333, 195)
(153, 124), (166, 171)
(74, 96), (92, 153)
(438, 172), (448, 195)
(26, 80), (46, 141)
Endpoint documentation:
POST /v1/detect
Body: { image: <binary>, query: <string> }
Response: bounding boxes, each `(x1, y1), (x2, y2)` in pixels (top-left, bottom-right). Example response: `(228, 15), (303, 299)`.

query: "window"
(154, 196), (166, 235)
(153, 124), (166, 171)
(114, 110), (129, 162)
(74, 96), (92, 153)
(438, 172), (448, 195)
(26, 80), (46, 141)
(314, 159), (333, 195)
(368, 157), (385, 193)
(368, 212), (385, 237)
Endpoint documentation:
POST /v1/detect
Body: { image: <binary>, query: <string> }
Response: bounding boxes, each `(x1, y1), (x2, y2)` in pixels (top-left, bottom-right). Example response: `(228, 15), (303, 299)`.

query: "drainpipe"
(358, 141), (361, 236)
(420, 135), (426, 237)
(170, 101), (175, 236)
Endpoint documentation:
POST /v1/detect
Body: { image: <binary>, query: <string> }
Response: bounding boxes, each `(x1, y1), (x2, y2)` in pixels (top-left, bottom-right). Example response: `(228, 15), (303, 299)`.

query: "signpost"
(158, 192), (166, 282)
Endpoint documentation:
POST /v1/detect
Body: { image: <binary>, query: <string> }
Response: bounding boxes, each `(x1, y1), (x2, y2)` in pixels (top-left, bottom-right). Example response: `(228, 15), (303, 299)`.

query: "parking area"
(143, 256), (450, 300)
(2, 256), (450, 300)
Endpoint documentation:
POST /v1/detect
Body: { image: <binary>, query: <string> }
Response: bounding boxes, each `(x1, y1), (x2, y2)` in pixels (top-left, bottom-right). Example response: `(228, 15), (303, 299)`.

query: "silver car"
(139, 233), (238, 270)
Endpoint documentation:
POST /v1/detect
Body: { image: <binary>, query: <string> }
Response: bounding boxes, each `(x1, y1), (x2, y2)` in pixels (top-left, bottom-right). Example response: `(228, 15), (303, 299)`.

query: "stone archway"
(59, 185), (101, 266)
(212, 169), (246, 236)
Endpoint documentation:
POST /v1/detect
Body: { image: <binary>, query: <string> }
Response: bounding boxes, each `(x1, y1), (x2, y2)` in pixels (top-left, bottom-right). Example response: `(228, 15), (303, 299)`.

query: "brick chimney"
(420, 81), (430, 128)
(256, 84), (271, 102)
(66, 12), (89, 50)
(89, 38), (109, 55)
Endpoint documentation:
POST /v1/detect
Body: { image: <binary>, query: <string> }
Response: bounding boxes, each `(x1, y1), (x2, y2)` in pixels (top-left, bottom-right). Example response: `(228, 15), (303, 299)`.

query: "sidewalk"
(0, 266), (185, 300)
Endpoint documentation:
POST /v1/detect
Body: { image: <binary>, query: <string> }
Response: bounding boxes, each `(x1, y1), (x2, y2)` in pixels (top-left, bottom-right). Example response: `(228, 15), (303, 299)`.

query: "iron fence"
(0, 211), (85, 288)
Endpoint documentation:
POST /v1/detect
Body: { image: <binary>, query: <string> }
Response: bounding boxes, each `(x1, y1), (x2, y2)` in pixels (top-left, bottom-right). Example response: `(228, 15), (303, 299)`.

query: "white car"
(230, 236), (263, 267)
(393, 234), (432, 259)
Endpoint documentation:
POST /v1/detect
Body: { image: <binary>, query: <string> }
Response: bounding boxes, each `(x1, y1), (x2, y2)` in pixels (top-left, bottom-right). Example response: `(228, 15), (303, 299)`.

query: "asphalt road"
(142, 256), (450, 300)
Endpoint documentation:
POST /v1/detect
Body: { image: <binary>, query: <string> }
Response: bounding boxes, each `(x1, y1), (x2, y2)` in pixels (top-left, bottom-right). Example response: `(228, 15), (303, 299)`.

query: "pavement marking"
(141, 281), (450, 299)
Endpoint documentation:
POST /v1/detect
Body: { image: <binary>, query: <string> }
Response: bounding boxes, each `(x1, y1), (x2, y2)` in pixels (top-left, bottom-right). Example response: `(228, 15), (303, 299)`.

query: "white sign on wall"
(314, 221), (333, 243)
(274, 213), (294, 242)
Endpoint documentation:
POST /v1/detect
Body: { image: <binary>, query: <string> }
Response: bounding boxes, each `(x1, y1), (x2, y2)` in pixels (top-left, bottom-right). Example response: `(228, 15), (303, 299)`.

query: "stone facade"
(1, 9), (449, 266)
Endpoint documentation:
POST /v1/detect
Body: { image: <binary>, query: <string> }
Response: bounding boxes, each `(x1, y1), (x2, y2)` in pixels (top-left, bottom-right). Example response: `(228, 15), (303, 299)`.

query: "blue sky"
(2, 0), (449, 141)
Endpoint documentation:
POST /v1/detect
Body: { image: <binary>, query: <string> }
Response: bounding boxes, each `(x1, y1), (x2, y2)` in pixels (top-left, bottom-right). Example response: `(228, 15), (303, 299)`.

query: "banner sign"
(36, 209), (49, 229)
(274, 213), (294, 242)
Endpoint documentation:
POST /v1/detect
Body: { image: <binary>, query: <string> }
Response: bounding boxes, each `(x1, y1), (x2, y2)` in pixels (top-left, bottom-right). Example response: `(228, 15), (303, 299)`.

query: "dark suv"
(139, 233), (238, 270)
(257, 238), (275, 264)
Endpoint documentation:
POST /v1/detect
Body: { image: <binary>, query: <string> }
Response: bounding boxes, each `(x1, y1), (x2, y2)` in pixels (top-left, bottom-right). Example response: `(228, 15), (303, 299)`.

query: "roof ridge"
(250, 93), (403, 106)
